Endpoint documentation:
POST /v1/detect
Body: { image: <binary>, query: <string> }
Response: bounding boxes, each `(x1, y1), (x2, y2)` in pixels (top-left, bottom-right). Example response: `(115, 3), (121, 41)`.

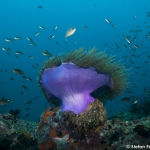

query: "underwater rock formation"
(62, 99), (106, 138)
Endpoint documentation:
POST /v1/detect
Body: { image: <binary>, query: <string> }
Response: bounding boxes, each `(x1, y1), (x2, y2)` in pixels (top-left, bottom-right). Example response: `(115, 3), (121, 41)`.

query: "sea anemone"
(38, 47), (129, 114)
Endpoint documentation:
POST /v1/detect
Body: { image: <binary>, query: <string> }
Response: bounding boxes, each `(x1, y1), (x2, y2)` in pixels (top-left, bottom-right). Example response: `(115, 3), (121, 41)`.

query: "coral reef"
(37, 107), (150, 150)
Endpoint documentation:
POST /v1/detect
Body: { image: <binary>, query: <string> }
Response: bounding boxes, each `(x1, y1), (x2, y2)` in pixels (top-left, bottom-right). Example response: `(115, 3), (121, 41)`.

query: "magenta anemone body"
(40, 62), (113, 114)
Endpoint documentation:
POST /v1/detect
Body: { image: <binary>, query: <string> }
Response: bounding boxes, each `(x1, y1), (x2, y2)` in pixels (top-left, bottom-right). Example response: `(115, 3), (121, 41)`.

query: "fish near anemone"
(38, 47), (130, 114)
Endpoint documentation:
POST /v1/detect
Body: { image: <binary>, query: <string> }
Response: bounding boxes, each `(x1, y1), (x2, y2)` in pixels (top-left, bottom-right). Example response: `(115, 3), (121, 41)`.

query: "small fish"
(2, 47), (11, 52)
(25, 108), (30, 110)
(144, 88), (149, 94)
(0, 96), (12, 105)
(83, 26), (87, 29)
(105, 18), (111, 24)
(25, 114), (29, 117)
(43, 50), (52, 57)
(53, 26), (57, 31)
(5, 38), (13, 42)
(13, 69), (23, 74)
(121, 97), (130, 102)
(49, 35), (55, 39)
(30, 42), (37, 46)
(125, 36), (131, 44)
(132, 100), (138, 105)
(14, 36), (21, 40)
(35, 31), (40, 36)
(133, 16), (136, 20)
(112, 24), (116, 27)
(65, 28), (76, 38)
(26, 77), (33, 81)
(22, 86), (28, 90)
(26, 100), (32, 105)
(8, 131), (20, 140)
(15, 51), (24, 55)
(38, 6), (42, 9)
(27, 37), (33, 42)
(134, 45), (140, 49)
(29, 56), (34, 58)
(10, 77), (14, 81)
(56, 41), (59, 45)
(39, 25), (45, 29)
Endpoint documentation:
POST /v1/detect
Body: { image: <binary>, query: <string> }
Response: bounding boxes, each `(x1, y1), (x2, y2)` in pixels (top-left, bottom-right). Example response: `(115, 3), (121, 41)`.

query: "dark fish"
(144, 88), (149, 94)
(27, 37), (33, 42)
(8, 131), (20, 140)
(22, 86), (28, 90)
(26, 77), (33, 81)
(13, 69), (23, 74)
(25, 114), (29, 117)
(83, 26), (87, 29)
(38, 6), (42, 8)
(0, 96), (12, 105)
(25, 100), (32, 105)
(10, 77), (14, 81)
(111, 24), (116, 27)
(134, 45), (140, 49)
(121, 97), (130, 102)
(25, 108), (30, 110)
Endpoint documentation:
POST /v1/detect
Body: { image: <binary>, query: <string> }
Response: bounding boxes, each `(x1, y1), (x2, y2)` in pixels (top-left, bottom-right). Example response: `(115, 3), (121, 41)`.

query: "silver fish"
(27, 37), (33, 42)
(65, 28), (76, 38)
(14, 36), (21, 40)
(43, 50), (52, 57)
(35, 31), (40, 36)
(28, 56), (34, 58)
(105, 18), (111, 24)
(134, 45), (140, 49)
(15, 51), (24, 55)
(53, 26), (57, 31)
(30, 42), (37, 46)
(125, 36), (131, 44)
(39, 25), (45, 29)
(49, 35), (55, 39)
(5, 38), (13, 42)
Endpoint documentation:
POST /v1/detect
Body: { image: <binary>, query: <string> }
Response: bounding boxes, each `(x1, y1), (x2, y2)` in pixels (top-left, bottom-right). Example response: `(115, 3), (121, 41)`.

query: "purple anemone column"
(41, 62), (113, 114)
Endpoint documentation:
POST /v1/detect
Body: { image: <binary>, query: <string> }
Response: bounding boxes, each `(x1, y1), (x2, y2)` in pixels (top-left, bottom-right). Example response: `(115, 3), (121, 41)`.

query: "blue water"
(0, 0), (150, 122)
